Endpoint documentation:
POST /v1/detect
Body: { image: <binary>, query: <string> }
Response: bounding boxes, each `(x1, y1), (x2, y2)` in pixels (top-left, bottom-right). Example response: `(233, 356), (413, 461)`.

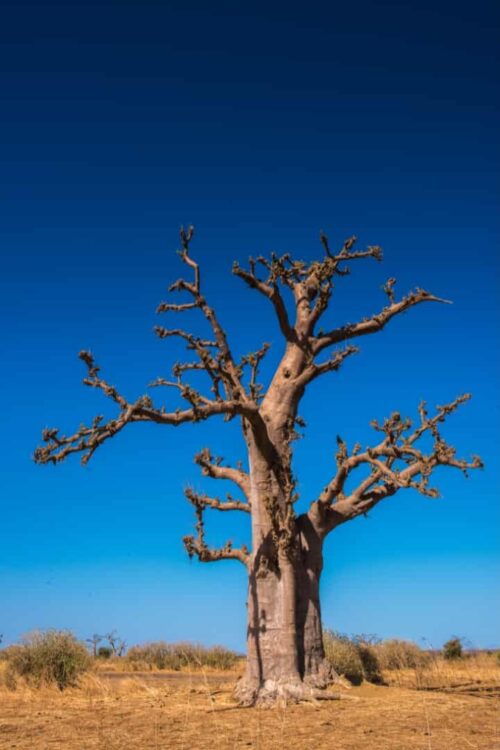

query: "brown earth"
(0, 671), (498, 750)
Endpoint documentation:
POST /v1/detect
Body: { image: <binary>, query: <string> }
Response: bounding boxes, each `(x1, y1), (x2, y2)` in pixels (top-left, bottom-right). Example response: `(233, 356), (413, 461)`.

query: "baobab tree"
(35, 227), (482, 705)
(105, 630), (127, 657)
(85, 633), (102, 658)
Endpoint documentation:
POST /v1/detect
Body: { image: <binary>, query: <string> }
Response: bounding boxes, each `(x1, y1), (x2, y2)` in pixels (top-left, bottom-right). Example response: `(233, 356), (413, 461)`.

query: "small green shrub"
(378, 639), (429, 670)
(8, 630), (90, 690)
(97, 646), (112, 659)
(443, 637), (463, 660)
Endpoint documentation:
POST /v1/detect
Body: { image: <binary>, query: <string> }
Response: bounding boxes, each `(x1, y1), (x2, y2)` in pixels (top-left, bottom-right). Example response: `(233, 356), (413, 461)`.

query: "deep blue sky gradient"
(1, 0), (499, 650)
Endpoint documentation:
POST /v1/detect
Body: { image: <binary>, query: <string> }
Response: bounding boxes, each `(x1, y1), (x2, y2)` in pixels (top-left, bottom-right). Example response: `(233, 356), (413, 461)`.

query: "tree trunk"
(296, 513), (336, 688)
(234, 506), (339, 706)
(234, 374), (341, 705)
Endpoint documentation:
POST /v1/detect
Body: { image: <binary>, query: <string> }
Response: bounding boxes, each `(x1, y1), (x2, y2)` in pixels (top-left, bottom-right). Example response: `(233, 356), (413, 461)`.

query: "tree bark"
(235, 539), (339, 705)
(234, 457), (339, 705)
(296, 514), (336, 688)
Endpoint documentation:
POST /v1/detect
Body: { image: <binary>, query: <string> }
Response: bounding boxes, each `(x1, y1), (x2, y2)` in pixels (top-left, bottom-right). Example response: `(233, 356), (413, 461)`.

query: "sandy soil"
(0, 672), (498, 750)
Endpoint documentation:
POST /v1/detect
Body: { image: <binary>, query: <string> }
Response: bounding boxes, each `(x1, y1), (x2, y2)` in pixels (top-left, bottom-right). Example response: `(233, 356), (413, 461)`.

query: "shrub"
(127, 641), (176, 670)
(1, 664), (17, 691)
(7, 630), (90, 690)
(443, 637), (463, 660)
(355, 641), (384, 684)
(201, 645), (240, 669)
(323, 631), (384, 685)
(97, 646), (112, 659)
(378, 639), (429, 670)
(323, 631), (364, 685)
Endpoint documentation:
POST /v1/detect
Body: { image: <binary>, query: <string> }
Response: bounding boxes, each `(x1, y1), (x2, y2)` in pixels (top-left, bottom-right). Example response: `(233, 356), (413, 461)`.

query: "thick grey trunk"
(296, 514), (337, 688)
(236, 381), (339, 705)
(235, 511), (338, 705)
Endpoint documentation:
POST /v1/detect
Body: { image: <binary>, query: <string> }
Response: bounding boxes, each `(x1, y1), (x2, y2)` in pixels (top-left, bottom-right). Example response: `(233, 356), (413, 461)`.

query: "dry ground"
(0, 660), (498, 750)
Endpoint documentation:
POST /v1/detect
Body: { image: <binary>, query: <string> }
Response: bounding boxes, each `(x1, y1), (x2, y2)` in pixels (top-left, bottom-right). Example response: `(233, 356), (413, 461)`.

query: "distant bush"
(201, 645), (240, 669)
(97, 646), (112, 659)
(378, 639), (429, 670)
(325, 633), (430, 682)
(126, 641), (239, 671)
(443, 637), (463, 660)
(127, 641), (175, 670)
(7, 630), (90, 690)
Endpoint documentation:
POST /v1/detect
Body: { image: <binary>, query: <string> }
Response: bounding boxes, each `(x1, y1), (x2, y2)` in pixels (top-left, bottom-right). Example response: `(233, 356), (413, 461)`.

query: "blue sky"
(1, 0), (499, 650)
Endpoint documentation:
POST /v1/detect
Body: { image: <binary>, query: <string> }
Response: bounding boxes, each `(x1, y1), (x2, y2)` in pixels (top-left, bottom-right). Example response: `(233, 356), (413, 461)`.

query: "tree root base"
(303, 659), (350, 690)
(234, 674), (353, 708)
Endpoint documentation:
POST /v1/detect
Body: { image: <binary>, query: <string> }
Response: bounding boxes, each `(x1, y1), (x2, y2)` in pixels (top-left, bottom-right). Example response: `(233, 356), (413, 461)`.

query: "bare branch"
(312, 395), (482, 528)
(239, 342), (271, 402)
(183, 496), (250, 566)
(185, 487), (250, 513)
(78, 350), (128, 408)
(319, 232), (383, 269)
(293, 234), (383, 336)
(194, 448), (250, 500)
(153, 326), (225, 402)
(233, 260), (295, 341)
(154, 228), (277, 411)
(313, 285), (452, 354)
(295, 345), (359, 387)
(156, 227), (249, 404)
(33, 351), (256, 466)
(382, 277), (396, 305)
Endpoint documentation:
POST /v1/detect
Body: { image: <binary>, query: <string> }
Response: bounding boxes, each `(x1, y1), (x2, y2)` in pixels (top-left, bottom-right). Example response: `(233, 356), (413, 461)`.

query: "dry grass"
(124, 642), (241, 672)
(0, 656), (498, 750)
(383, 651), (500, 693)
(94, 657), (244, 675)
